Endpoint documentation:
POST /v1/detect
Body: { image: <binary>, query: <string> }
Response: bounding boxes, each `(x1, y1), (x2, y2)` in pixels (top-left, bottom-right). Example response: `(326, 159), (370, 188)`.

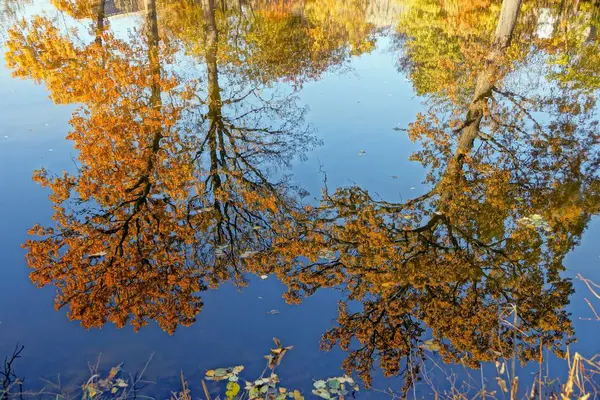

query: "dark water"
(1, 0), (600, 398)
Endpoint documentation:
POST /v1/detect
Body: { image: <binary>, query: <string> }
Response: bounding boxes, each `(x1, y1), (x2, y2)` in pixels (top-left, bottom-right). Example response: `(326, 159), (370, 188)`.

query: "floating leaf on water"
(358, 150), (367, 156)
(410, 186), (416, 190)
(519, 214), (551, 232)
(260, 275), (268, 280)
(232, 365), (244, 374)
(328, 379), (340, 390)
(318, 249), (337, 262)
(291, 390), (304, 400)
(226, 381), (240, 399)
(88, 251), (107, 258)
(240, 251), (258, 259)
(214, 368), (228, 377)
(313, 380), (327, 389)
(266, 309), (280, 315)
(249, 387), (260, 399)
(205, 370), (215, 379)
(422, 339), (441, 352)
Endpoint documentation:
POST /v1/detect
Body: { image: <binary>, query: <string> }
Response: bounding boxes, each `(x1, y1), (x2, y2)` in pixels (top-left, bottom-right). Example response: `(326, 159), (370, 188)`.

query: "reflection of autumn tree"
(538, 2), (600, 93)
(164, 0), (377, 85)
(396, 0), (600, 104)
(0, 0), (29, 41)
(395, 0), (502, 102)
(50, 0), (105, 30)
(194, 0), (316, 264)
(15, 0), (206, 334)
(241, 0), (377, 83)
(10, 0), (314, 334)
(6, 6), (124, 105)
(247, 0), (600, 391)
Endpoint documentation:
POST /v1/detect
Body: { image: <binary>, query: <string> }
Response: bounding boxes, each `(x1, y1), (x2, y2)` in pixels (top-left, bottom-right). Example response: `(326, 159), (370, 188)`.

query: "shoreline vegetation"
(1, 336), (600, 399)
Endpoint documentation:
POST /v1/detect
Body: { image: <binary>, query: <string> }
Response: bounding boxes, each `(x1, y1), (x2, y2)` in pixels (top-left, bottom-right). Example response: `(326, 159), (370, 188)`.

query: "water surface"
(1, 0), (600, 397)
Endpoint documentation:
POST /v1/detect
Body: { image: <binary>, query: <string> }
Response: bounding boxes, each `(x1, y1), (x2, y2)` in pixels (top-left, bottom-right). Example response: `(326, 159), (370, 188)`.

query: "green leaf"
(215, 368), (228, 377)
(328, 379), (340, 390)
